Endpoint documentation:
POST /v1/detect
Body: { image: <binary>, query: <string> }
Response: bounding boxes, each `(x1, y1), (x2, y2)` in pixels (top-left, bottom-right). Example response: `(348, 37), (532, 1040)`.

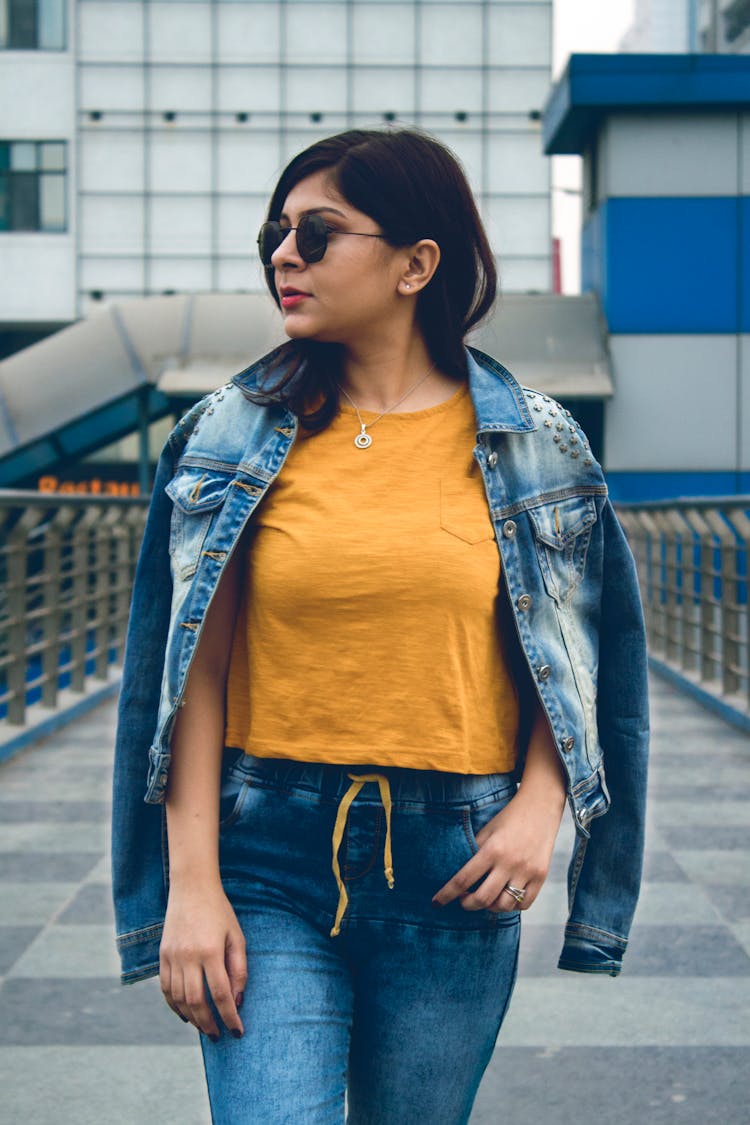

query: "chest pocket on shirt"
(528, 495), (596, 605)
(165, 466), (235, 580)
(440, 478), (495, 545)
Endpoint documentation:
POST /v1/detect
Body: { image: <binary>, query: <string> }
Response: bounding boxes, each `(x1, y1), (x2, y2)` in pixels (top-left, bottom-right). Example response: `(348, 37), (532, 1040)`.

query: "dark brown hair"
(251, 128), (498, 431)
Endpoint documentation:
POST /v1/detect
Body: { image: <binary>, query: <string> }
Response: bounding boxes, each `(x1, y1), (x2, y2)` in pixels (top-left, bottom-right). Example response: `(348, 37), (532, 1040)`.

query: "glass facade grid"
(74, 0), (552, 301)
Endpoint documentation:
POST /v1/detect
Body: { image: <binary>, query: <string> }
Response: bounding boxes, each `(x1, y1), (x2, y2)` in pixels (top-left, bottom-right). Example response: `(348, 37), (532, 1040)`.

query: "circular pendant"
(354, 431), (372, 449)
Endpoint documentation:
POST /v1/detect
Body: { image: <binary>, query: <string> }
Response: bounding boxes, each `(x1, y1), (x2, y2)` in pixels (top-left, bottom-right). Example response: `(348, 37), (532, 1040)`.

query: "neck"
(339, 336), (436, 413)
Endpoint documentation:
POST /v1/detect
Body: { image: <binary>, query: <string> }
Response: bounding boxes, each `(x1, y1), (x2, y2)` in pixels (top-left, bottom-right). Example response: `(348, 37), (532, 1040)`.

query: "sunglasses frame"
(257, 213), (385, 268)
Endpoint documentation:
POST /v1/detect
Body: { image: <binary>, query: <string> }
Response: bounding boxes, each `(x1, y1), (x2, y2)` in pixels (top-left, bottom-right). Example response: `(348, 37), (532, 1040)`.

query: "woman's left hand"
(431, 786), (566, 913)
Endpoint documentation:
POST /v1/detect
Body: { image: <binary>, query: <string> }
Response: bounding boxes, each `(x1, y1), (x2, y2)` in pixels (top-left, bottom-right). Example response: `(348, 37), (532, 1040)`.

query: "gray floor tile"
(640, 850), (692, 881)
(472, 1047), (750, 1125)
(731, 921), (750, 958)
(0, 776), (113, 801)
(499, 978), (750, 1046)
(517, 924), (750, 977)
(651, 783), (750, 801)
(703, 883), (750, 923)
(0, 823), (108, 854)
(673, 850), (750, 885)
(1, 883), (79, 925)
(0, 976), (197, 1046)
(0, 1046), (210, 1125)
(0, 853), (102, 882)
(9, 924), (121, 979)
(0, 801), (111, 823)
(658, 824), (750, 850)
(81, 855), (111, 884)
(57, 883), (114, 925)
(633, 882), (723, 925)
(0, 928), (42, 975)
(652, 800), (750, 827)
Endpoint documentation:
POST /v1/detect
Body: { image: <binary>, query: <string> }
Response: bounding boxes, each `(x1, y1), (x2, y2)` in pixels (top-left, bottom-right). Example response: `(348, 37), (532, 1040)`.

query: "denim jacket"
(111, 344), (649, 984)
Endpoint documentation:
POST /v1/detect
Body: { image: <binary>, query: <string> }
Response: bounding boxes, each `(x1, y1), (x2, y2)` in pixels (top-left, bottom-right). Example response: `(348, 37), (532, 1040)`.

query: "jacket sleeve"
(110, 437), (177, 979)
(558, 497), (650, 976)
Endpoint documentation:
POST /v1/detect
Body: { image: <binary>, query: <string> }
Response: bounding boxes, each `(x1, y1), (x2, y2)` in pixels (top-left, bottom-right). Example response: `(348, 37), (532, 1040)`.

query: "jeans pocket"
(218, 750), (252, 830)
(463, 782), (517, 856)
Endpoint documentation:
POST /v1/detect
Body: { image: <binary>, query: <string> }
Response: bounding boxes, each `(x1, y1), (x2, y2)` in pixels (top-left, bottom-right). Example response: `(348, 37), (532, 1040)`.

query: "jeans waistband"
(227, 751), (516, 809)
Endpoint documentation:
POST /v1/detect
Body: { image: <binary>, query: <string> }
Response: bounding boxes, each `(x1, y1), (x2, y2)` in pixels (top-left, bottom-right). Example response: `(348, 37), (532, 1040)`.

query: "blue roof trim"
(544, 53), (750, 155)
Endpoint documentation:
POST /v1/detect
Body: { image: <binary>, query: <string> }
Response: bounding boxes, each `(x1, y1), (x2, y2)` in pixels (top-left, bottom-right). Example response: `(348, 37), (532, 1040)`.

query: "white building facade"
(620, 0), (694, 51)
(1, 0), (553, 337)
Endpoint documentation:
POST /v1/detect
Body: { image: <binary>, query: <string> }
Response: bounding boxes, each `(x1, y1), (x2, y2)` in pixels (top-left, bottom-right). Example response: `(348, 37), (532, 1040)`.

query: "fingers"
(432, 850), (548, 913)
(431, 851), (487, 908)
(161, 943), (247, 1040)
(225, 931), (248, 1018)
(159, 961), (189, 1023)
(205, 959), (244, 1040)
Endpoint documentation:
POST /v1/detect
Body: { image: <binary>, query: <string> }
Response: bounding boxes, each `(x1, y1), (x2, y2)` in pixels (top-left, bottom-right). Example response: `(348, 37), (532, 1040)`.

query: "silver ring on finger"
(503, 882), (527, 906)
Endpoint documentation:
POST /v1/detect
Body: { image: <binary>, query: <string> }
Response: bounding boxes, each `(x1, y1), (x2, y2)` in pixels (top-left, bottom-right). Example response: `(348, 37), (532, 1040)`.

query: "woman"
(111, 128), (649, 1124)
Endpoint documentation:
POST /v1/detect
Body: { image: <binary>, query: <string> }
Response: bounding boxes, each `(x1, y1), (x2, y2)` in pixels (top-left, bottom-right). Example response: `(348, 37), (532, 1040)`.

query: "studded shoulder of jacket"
(520, 386), (600, 472)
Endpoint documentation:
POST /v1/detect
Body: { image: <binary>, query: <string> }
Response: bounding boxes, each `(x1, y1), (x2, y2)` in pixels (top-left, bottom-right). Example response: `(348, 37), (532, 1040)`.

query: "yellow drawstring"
(330, 772), (395, 937)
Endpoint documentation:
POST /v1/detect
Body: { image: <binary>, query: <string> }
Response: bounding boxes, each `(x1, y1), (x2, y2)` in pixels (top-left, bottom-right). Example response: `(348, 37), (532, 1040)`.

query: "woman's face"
(269, 171), (408, 347)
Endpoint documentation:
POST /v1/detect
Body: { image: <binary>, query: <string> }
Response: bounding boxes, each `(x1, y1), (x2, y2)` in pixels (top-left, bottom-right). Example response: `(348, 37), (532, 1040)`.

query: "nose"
(270, 227), (302, 270)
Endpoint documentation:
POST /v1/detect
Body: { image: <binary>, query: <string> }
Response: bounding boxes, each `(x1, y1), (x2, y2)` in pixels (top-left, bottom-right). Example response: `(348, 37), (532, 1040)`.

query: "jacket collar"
(232, 342), (537, 436)
(465, 346), (536, 435)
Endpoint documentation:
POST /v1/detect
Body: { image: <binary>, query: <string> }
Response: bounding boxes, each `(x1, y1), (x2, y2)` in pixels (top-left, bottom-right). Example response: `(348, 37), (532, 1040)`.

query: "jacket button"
(537, 664), (551, 681)
(487, 451), (498, 469)
(516, 594), (532, 612)
(562, 736), (575, 752)
(576, 807), (588, 826)
(503, 520), (517, 539)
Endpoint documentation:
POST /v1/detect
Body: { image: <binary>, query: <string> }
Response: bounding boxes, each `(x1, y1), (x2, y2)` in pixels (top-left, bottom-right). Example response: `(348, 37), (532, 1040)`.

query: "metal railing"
(616, 497), (750, 720)
(2, 488), (748, 730)
(0, 490), (148, 726)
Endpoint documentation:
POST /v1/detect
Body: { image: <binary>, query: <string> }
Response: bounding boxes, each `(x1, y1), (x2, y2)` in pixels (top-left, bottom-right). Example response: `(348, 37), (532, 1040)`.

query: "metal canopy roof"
(0, 291), (612, 485)
(471, 293), (612, 400)
(543, 53), (750, 155)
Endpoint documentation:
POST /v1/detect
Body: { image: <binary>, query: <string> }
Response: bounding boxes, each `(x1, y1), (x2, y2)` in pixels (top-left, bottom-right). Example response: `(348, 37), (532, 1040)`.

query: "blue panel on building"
(741, 197), (750, 332)
(605, 470), (750, 503)
(598, 198), (739, 333)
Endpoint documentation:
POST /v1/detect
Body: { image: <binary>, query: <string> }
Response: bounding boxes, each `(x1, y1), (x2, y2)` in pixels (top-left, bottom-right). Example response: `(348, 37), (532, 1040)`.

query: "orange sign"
(38, 476), (141, 497)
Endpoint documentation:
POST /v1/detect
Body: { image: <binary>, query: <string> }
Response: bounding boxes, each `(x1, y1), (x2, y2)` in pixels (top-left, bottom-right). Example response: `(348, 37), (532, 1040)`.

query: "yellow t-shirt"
(224, 381), (519, 774)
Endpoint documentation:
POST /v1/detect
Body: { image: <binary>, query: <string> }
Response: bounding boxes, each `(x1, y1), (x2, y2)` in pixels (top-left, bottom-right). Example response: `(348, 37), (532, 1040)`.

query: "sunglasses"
(257, 213), (384, 267)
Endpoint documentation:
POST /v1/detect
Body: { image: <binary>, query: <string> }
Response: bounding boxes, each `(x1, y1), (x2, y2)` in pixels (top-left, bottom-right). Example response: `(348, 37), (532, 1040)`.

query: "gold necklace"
(337, 365), (435, 449)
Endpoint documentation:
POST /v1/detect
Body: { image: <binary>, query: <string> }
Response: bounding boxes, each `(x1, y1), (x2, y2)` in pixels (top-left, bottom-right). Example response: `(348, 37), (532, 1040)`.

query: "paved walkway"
(0, 674), (748, 1124)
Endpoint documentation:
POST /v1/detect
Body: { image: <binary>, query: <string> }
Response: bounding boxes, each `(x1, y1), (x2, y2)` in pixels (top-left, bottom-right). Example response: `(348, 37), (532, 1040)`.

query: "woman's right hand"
(160, 880), (247, 1041)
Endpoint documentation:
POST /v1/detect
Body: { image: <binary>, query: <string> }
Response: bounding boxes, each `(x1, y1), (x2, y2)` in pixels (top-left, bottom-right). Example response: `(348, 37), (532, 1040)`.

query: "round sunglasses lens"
(296, 214), (327, 263)
(258, 223), (283, 266)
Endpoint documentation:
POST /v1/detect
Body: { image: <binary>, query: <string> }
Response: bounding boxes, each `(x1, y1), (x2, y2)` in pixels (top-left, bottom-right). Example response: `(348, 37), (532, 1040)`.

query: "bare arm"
(431, 695), (567, 911)
(160, 547), (247, 1040)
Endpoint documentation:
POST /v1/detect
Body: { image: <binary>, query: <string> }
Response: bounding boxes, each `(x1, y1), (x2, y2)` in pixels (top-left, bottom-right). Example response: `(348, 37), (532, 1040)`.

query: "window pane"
(9, 0), (37, 47)
(0, 171), (9, 230)
(40, 172), (65, 229)
(10, 171), (39, 230)
(40, 141), (65, 170)
(11, 142), (36, 171)
(38, 0), (65, 49)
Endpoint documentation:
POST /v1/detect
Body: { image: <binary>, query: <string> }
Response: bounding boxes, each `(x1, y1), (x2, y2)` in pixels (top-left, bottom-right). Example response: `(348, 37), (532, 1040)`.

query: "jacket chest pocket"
(528, 495), (596, 605)
(165, 466), (235, 580)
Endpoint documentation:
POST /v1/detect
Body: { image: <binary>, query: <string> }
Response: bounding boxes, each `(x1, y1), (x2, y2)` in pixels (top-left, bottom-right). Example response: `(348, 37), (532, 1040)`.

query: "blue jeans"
(200, 751), (521, 1124)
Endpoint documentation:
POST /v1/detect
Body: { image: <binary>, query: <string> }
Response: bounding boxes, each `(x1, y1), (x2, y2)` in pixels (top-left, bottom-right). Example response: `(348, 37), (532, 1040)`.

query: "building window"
(0, 0), (66, 49)
(0, 141), (67, 232)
